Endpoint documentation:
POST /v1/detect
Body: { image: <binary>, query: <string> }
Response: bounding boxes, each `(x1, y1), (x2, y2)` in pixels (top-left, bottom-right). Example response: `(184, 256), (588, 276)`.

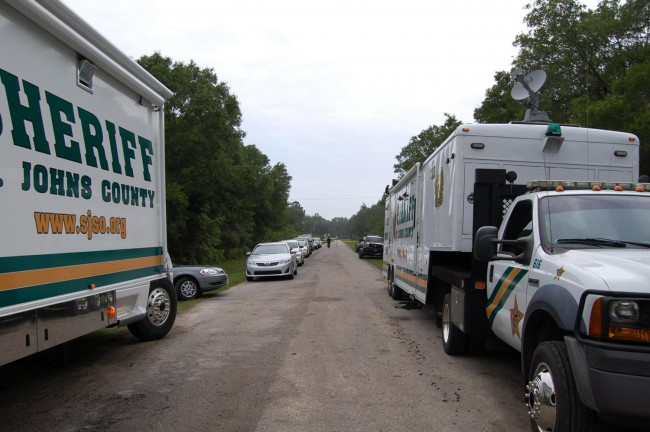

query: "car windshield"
(297, 240), (306, 246)
(366, 236), (383, 243)
(541, 195), (650, 249)
(286, 241), (299, 249)
(252, 244), (289, 255)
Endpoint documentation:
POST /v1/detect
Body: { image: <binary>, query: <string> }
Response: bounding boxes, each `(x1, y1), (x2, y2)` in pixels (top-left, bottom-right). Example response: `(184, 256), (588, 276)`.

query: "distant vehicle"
(313, 238), (322, 249)
(285, 239), (305, 266)
(296, 239), (310, 258)
(358, 235), (384, 258)
(172, 266), (228, 300)
(246, 242), (298, 281)
(298, 234), (315, 252)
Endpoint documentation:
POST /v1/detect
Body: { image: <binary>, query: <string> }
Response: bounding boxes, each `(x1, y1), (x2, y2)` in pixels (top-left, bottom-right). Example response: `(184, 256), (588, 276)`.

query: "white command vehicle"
(0, 0), (176, 366)
(383, 122), (650, 431)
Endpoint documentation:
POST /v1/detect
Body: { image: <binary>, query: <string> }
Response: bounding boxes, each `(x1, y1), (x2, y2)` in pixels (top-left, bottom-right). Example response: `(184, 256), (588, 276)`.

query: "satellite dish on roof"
(510, 68), (551, 123)
(511, 70), (546, 100)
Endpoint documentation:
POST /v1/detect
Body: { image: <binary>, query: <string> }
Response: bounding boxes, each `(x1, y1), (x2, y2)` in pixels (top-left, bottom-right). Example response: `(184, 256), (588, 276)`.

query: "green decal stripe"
(486, 267), (528, 326)
(0, 247), (162, 273)
(395, 265), (428, 293)
(0, 267), (160, 308)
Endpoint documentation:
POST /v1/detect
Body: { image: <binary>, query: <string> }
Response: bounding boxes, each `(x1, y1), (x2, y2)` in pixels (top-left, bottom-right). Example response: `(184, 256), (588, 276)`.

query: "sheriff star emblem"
(510, 295), (524, 339)
(554, 266), (566, 281)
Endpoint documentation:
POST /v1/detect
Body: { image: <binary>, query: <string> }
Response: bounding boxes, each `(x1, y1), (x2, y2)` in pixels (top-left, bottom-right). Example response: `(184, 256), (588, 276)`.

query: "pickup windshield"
(541, 195), (650, 249)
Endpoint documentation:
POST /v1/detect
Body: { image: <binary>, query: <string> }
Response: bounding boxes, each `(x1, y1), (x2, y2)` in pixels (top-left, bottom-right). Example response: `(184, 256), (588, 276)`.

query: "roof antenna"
(511, 68), (551, 123)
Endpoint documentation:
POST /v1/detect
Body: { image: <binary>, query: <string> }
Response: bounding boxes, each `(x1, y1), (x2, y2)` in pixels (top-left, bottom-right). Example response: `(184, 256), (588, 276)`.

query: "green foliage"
(393, 113), (462, 177)
(474, 71), (526, 123)
(474, 0), (649, 171)
(138, 53), (292, 263)
(348, 196), (387, 240)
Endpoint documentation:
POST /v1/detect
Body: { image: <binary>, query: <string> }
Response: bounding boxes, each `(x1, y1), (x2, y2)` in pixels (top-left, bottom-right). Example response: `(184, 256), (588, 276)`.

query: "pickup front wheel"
(526, 341), (590, 432)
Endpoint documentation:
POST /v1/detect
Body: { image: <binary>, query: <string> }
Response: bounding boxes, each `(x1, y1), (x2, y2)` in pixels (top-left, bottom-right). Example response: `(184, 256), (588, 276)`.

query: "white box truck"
(384, 121), (650, 430)
(0, 0), (176, 366)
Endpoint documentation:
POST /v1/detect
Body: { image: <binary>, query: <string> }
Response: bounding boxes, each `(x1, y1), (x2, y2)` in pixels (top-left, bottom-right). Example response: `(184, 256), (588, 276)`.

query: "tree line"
(139, 0), (648, 263)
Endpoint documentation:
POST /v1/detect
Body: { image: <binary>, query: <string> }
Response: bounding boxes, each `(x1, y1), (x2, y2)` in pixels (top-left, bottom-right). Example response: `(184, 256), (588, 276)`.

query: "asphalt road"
(0, 241), (638, 431)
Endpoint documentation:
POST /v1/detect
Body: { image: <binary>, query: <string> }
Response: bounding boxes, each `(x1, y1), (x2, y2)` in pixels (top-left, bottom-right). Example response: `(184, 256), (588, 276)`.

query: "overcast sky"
(61, 0), (598, 220)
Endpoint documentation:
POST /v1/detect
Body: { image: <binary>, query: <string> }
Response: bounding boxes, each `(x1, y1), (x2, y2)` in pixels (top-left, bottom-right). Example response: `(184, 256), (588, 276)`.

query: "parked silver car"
(246, 242), (298, 281)
(172, 265), (228, 300)
(285, 239), (305, 266)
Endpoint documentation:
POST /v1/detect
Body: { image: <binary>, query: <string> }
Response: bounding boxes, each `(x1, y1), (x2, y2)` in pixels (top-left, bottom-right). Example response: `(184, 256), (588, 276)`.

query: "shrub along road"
(0, 240), (630, 431)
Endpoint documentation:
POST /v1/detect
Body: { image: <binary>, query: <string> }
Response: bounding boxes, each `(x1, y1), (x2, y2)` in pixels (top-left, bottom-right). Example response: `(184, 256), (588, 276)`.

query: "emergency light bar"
(527, 180), (650, 192)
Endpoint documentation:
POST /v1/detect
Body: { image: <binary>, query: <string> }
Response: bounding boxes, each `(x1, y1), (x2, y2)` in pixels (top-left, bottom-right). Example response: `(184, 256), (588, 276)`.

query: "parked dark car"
(358, 235), (384, 258)
(172, 266), (228, 300)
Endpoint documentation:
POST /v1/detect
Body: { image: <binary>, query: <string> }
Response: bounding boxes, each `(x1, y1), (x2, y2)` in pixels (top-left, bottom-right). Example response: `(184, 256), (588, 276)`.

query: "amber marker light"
(462, 127), (470, 132)
(629, 137), (637, 142)
(636, 186), (645, 192)
(556, 185), (565, 192)
(106, 306), (117, 319)
(608, 326), (650, 343)
(614, 185), (624, 191)
(89, 283), (96, 289)
(589, 298), (603, 338)
(475, 281), (486, 289)
(592, 184), (602, 191)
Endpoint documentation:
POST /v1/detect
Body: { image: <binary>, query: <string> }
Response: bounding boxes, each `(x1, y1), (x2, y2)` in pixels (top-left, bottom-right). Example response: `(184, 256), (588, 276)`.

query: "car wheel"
(175, 277), (200, 300)
(246, 276), (254, 282)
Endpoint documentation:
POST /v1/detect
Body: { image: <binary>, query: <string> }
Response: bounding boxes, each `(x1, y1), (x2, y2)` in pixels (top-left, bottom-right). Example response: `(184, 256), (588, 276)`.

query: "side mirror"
(474, 226), (499, 262)
(474, 226), (534, 266)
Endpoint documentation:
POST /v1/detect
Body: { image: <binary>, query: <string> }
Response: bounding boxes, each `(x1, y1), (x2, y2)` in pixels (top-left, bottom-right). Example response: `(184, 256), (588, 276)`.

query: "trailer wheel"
(387, 269), (399, 299)
(525, 341), (590, 432)
(174, 277), (200, 300)
(128, 282), (177, 341)
(442, 293), (465, 355)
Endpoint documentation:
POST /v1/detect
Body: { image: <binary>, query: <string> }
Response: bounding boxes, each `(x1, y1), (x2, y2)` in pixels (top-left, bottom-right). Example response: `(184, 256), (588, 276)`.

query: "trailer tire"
(442, 293), (465, 355)
(128, 282), (177, 341)
(526, 341), (590, 432)
(390, 281), (402, 300)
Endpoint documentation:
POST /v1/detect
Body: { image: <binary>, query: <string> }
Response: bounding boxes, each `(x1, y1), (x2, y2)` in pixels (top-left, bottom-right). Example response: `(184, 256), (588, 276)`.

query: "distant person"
(326, 235), (331, 248)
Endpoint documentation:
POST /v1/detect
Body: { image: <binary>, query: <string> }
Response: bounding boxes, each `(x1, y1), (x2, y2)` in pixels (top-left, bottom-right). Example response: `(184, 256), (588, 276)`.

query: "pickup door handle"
(528, 278), (539, 286)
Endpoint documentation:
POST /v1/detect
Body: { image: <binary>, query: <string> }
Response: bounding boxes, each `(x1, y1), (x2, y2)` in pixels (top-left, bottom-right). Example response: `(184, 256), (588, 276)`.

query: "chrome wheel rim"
(442, 302), (450, 342)
(147, 287), (171, 326)
(526, 361), (557, 432)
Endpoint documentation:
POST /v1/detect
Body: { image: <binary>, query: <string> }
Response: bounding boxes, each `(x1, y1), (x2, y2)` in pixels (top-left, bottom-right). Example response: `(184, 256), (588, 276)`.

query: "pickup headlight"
(589, 297), (650, 343)
(610, 300), (639, 322)
(279, 259), (291, 265)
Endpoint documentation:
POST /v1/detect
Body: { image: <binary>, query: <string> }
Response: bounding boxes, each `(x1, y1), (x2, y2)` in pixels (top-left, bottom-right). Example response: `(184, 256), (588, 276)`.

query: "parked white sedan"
(246, 242), (298, 281)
